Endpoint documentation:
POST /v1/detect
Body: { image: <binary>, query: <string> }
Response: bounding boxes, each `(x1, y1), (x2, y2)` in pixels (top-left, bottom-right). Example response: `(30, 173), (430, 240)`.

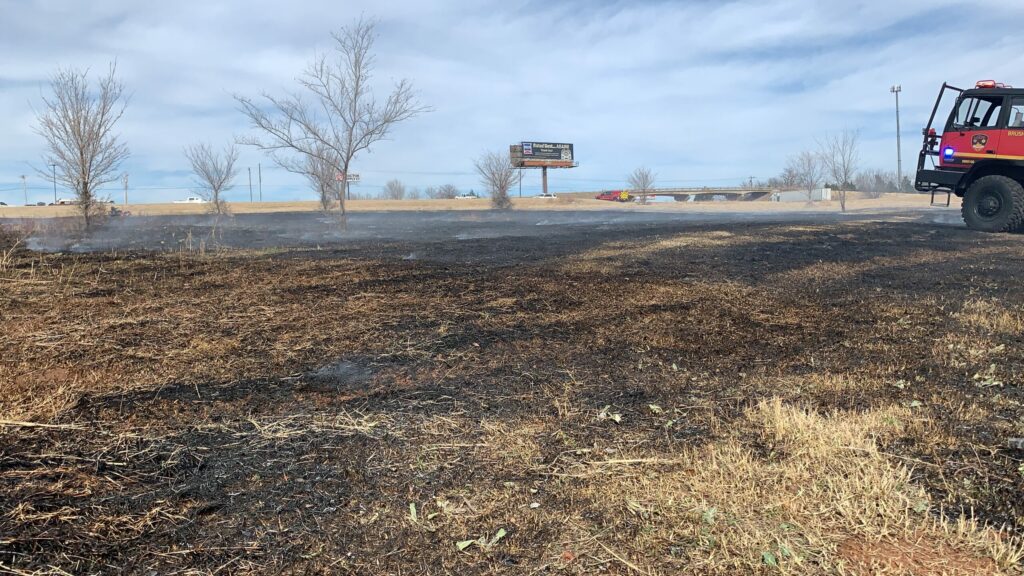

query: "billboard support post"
(542, 166), (548, 197)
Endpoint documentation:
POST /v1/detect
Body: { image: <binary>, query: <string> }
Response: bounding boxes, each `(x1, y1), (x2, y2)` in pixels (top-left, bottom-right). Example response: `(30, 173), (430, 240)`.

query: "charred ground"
(1, 217), (1023, 574)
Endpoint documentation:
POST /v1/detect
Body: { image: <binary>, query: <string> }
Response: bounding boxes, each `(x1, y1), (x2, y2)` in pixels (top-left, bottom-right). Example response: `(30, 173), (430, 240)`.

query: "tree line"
(30, 16), (911, 227)
(765, 130), (912, 210)
(30, 18), (537, 227)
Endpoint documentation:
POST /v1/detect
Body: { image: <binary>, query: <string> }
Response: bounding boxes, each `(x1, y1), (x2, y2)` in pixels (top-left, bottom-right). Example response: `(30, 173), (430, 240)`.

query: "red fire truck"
(916, 80), (1024, 232)
(595, 190), (631, 202)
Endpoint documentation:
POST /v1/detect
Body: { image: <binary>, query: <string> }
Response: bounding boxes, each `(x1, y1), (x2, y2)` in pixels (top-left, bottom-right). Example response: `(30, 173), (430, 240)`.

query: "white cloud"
(3, 0), (1024, 201)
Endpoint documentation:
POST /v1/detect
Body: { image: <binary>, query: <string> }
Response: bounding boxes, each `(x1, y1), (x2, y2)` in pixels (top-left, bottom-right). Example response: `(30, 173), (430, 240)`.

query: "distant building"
(771, 188), (832, 202)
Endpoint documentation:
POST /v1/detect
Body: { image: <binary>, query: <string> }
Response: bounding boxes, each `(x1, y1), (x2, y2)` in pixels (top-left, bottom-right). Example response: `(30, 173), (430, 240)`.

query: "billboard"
(510, 142), (575, 168)
(522, 142), (573, 161)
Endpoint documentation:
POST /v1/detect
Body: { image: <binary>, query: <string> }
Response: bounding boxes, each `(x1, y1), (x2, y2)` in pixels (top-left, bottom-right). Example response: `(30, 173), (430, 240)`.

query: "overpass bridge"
(630, 187), (788, 202)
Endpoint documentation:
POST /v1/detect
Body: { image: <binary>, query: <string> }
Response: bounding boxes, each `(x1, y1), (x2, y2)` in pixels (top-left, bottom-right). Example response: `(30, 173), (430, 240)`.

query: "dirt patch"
(838, 536), (999, 575)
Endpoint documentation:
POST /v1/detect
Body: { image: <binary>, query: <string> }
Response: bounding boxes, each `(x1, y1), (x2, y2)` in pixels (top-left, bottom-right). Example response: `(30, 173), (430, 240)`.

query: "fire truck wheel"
(961, 175), (1024, 233)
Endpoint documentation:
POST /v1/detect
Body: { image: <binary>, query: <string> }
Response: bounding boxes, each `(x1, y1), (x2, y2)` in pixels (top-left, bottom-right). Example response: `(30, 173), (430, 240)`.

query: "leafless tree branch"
(34, 63), (129, 228)
(382, 179), (406, 200)
(184, 142), (239, 215)
(788, 151), (824, 202)
(475, 151), (519, 210)
(628, 167), (655, 204)
(431, 184), (459, 199)
(235, 18), (429, 217)
(819, 130), (860, 211)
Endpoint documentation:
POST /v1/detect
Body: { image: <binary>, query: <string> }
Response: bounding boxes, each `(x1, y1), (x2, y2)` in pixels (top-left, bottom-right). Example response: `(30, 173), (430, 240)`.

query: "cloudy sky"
(2, 0), (1024, 203)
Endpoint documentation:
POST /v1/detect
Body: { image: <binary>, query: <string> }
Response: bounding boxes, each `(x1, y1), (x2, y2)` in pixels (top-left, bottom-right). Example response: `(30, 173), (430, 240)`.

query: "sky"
(3, 0), (1024, 204)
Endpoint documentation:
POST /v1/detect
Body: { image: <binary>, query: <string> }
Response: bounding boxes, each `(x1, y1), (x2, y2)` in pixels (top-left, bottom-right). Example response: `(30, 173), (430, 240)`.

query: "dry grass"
(2, 220), (1024, 574)
(577, 399), (1022, 575)
(387, 397), (1023, 574)
(0, 193), (951, 218)
(773, 245), (1008, 286)
(957, 299), (1024, 335)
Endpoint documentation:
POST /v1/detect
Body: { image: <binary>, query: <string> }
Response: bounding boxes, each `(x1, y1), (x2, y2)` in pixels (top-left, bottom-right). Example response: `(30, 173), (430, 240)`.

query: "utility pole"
(891, 84), (903, 191)
(50, 163), (58, 204)
(258, 163), (263, 202)
(20, 175), (27, 205)
(122, 173), (129, 206)
(248, 167), (253, 202)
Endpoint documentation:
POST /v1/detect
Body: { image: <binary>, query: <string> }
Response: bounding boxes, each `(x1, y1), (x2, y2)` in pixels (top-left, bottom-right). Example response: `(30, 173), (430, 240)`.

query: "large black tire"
(961, 175), (1024, 233)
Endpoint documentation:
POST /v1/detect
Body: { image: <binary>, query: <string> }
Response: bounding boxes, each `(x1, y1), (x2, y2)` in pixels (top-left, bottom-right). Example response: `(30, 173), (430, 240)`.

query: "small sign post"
(336, 172), (360, 200)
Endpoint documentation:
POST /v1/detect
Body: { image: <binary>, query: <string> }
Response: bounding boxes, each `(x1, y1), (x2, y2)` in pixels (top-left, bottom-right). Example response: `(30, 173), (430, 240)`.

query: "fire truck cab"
(916, 80), (1024, 232)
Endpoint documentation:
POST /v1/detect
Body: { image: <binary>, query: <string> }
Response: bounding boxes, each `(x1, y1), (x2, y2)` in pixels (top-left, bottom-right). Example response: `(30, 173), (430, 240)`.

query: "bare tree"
(434, 183), (459, 199)
(236, 18), (428, 218)
(778, 164), (800, 189)
(788, 151), (824, 202)
(383, 179), (406, 200)
(628, 167), (655, 204)
(854, 169), (898, 199)
(820, 130), (860, 211)
(407, 187), (421, 200)
(475, 151), (519, 210)
(34, 64), (129, 229)
(302, 146), (344, 211)
(184, 143), (239, 215)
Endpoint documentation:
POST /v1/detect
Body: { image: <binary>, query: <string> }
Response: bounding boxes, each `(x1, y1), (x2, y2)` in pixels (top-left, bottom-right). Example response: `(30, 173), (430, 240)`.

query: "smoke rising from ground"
(4, 207), (963, 255)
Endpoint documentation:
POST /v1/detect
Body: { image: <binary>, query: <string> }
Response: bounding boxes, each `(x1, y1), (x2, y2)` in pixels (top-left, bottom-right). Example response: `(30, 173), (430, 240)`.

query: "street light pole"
(20, 175), (27, 205)
(891, 84), (903, 191)
(50, 163), (57, 204)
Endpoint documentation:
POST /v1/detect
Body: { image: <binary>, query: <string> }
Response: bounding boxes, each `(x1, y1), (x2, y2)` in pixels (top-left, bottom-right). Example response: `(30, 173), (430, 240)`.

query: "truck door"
(999, 97), (1024, 158)
(941, 94), (1005, 167)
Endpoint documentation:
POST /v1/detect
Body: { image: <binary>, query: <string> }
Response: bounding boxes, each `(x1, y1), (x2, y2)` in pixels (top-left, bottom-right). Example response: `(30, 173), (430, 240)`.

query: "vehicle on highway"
(0, 202), (6, 206)
(595, 190), (631, 202)
(173, 196), (208, 204)
(917, 80), (1024, 231)
(454, 191), (479, 199)
(537, 192), (557, 199)
(56, 198), (78, 205)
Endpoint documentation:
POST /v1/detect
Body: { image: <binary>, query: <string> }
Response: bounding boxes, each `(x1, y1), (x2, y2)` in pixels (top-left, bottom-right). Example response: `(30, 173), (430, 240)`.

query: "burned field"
(2, 219), (1024, 574)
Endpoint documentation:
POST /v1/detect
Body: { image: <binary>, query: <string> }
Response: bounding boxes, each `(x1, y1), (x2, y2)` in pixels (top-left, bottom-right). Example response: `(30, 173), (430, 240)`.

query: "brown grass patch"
(957, 299), (1024, 335)
(580, 399), (1022, 574)
(838, 534), (999, 575)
